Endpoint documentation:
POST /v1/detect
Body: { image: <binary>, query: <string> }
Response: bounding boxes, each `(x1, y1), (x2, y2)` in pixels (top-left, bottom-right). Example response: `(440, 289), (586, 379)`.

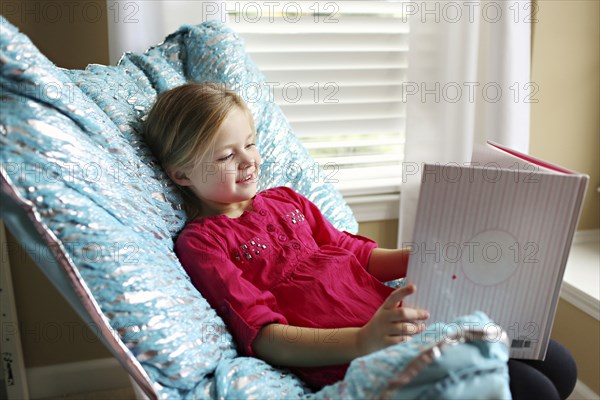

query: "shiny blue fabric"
(0, 18), (509, 399)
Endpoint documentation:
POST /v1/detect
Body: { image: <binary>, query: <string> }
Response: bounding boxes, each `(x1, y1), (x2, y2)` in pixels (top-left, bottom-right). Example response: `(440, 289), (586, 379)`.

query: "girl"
(143, 83), (576, 398)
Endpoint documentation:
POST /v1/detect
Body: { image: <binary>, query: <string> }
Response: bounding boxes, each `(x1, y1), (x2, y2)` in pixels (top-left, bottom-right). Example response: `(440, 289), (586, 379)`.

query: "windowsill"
(560, 230), (599, 320)
(346, 193), (400, 222)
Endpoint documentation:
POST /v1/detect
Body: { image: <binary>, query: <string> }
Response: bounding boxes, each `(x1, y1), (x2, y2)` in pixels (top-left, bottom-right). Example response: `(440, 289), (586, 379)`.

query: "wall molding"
(560, 281), (600, 321)
(572, 229), (600, 245)
(571, 379), (600, 400)
(26, 357), (130, 399)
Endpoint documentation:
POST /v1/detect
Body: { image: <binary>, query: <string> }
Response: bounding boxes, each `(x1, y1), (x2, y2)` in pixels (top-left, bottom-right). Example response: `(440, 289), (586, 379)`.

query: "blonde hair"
(143, 82), (255, 218)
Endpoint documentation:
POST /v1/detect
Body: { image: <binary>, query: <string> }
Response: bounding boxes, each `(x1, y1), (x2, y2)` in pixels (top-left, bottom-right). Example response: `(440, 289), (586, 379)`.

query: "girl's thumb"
(382, 284), (416, 309)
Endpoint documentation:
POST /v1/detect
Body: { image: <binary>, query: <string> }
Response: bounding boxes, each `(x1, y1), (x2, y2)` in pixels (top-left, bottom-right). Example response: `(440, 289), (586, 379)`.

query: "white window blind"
(227, 1), (408, 197)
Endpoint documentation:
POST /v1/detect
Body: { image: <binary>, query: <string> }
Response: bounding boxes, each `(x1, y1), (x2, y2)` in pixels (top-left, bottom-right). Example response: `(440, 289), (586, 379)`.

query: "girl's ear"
(167, 168), (191, 186)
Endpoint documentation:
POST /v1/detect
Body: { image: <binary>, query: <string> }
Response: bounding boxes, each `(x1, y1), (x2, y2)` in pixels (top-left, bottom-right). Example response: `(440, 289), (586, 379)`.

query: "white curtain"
(398, 0), (532, 245)
(107, 1), (227, 64)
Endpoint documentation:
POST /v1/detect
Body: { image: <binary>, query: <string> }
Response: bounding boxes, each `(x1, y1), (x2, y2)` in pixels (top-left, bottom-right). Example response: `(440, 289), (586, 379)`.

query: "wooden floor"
(41, 387), (136, 400)
(0, 381), (136, 400)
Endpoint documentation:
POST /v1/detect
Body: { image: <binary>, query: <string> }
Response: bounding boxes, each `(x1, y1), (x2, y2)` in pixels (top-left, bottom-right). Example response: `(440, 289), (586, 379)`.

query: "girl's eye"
(217, 153), (234, 162)
(246, 143), (256, 149)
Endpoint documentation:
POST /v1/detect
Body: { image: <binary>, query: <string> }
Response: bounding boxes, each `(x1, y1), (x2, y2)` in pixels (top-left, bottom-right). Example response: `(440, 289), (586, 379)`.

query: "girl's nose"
(239, 157), (256, 170)
(239, 153), (261, 169)
(240, 160), (254, 169)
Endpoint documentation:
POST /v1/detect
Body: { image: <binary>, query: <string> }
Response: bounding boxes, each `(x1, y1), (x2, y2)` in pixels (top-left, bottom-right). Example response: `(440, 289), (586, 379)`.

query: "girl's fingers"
(382, 284), (416, 309)
(384, 323), (427, 345)
(389, 321), (426, 336)
(393, 307), (430, 321)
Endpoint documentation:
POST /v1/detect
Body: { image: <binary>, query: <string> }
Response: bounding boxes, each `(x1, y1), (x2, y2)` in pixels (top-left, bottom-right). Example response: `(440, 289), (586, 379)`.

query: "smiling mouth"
(237, 173), (256, 183)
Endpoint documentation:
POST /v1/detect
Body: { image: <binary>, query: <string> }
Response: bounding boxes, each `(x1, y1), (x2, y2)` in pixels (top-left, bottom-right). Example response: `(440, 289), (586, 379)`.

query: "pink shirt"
(175, 186), (393, 389)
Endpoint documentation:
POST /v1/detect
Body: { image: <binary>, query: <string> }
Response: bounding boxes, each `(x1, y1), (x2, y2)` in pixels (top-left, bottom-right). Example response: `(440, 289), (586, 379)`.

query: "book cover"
(403, 141), (589, 359)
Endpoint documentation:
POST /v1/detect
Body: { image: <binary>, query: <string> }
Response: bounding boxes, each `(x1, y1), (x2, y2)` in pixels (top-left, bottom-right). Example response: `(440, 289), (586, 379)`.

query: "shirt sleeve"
(277, 186), (379, 270)
(175, 226), (288, 357)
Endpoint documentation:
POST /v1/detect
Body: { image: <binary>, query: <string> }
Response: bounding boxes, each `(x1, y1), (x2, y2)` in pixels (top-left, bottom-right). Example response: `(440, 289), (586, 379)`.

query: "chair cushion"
(1, 17), (356, 397)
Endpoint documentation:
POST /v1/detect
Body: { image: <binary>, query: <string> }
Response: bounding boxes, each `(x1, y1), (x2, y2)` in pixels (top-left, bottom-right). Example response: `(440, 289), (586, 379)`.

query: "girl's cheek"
(255, 150), (263, 166)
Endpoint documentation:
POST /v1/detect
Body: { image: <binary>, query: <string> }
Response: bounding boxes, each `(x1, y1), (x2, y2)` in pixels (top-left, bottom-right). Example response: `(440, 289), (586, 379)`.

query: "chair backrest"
(0, 18), (356, 398)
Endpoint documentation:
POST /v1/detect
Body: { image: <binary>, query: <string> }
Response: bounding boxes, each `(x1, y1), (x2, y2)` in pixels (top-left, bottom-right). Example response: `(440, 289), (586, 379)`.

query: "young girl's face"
(176, 106), (261, 216)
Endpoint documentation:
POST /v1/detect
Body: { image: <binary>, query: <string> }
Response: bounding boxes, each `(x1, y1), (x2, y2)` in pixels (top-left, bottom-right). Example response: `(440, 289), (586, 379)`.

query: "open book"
(403, 141), (589, 359)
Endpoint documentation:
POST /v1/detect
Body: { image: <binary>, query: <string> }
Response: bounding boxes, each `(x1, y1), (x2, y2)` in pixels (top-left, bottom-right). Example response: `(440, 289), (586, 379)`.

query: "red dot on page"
(452, 274), (457, 280)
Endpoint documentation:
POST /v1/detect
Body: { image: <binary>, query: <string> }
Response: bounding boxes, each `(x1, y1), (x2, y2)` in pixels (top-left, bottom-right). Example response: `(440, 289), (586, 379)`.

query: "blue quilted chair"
(0, 18), (511, 399)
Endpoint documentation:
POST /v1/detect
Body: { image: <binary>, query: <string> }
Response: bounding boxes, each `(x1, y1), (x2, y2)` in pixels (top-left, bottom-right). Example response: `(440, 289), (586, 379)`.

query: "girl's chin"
(235, 184), (258, 199)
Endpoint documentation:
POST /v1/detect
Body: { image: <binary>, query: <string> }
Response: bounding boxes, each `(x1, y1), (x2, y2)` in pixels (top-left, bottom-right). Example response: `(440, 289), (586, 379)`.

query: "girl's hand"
(357, 284), (429, 356)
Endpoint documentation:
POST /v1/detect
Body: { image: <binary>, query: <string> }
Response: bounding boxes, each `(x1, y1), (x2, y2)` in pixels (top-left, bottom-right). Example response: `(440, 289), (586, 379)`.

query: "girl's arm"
(253, 324), (361, 367)
(252, 285), (429, 367)
(366, 248), (411, 282)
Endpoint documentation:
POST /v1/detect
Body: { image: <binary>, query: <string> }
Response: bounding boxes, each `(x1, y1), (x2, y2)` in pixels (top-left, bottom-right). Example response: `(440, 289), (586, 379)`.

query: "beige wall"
(530, 0), (600, 231)
(5, 231), (112, 367)
(552, 300), (600, 395)
(358, 220), (399, 249)
(3, 0), (109, 69)
(2, 0), (598, 393)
